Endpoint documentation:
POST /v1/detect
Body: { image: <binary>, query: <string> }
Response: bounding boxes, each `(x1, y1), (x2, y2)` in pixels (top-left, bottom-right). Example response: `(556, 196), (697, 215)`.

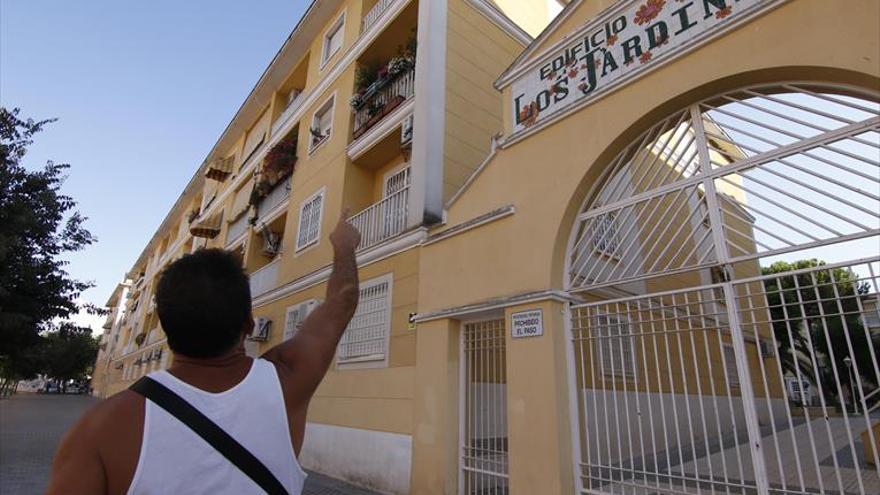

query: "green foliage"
(761, 259), (875, 406)
(354, 59), (385, 92)
(41, 326), (99, 382)
(0, 107), (100, 385)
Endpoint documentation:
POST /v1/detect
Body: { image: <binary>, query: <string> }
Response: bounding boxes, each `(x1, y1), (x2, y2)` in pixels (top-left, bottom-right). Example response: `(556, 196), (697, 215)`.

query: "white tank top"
(127, 358), (307, 495)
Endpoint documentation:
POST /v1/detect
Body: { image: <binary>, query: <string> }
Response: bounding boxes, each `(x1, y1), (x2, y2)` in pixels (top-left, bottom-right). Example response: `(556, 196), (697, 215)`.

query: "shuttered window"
(242, 109), (271, 164)
(283, 300), (320, 341)
(321, 14), (345, 65)
(296, 189), (325, 250)
(596, 312), (637, 378)
(310, 96), (335, 150)
(337, 275), (392, 365)
(231, 179), (254, 220)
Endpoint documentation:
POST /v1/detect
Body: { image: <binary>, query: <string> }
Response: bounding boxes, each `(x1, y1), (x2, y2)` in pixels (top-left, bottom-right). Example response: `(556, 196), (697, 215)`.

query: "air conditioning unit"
(250, 317), (272, 341)
(401, 114), (414, 147)
(260, 226), (281, 257)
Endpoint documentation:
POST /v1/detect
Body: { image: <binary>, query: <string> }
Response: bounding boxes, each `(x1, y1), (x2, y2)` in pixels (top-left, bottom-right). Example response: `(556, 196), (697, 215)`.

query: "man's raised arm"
(264, 209), (361, 401)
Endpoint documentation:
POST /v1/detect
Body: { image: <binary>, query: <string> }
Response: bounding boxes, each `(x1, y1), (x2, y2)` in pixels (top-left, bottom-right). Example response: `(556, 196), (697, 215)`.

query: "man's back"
(128, 359), (306, 494)
(47, 214), (361, 494)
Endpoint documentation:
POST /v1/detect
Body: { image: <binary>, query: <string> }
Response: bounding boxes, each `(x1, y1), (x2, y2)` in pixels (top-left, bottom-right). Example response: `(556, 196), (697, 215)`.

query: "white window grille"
(321, 14), (345, 66)
(310, 96), (335, 150)
(595, 312), (636, 378)
(283, 299), (320, 341)
(337, 274), (392, 365)
(296, 189), (325, 251)
(383, 166), (411, 196)
(591, 212), (619, 257)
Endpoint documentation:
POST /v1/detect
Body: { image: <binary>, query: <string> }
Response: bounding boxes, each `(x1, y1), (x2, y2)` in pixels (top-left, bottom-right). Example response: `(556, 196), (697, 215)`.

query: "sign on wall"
(509, 0), (781, 135)
(511, 309), (544, 339)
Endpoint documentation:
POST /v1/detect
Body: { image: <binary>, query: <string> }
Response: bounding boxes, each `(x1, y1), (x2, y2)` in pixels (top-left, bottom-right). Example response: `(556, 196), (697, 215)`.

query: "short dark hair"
(155, 249), (251, 358)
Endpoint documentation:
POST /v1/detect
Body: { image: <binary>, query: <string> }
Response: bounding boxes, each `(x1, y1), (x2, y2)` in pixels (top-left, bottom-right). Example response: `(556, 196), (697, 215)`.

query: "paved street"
(0, 393), (379, 495)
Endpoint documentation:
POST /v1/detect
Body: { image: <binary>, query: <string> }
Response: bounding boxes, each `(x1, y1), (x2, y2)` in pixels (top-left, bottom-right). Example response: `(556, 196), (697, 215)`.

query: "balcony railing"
(353, 66), (415, 139)
(362, 0), (394, 34)
(257, 176), (292, 221)
(227, 212), (250, 245)
(250, 258), (280, 298)
(348, 186), (409, 251)
(271, 92), (305, 136)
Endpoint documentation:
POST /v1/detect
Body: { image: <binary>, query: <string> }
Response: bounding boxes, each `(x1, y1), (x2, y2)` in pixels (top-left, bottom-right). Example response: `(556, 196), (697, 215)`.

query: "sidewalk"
(304, 470), (382, 495)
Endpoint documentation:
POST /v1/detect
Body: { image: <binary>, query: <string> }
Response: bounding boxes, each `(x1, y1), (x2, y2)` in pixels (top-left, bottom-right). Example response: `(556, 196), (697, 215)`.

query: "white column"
(408, 0), (446, 227)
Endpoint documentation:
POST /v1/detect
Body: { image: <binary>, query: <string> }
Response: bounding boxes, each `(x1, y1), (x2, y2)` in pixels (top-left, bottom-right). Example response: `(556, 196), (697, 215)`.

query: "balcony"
(250, 258), (280, 298)
(352, 64), (415, 140)
(256, 176), (292, 222)
(348, 186), (409, 251)
(271, 91), (305, 137)
(227, 212), (250, 246)
(362, 0), (394, 34)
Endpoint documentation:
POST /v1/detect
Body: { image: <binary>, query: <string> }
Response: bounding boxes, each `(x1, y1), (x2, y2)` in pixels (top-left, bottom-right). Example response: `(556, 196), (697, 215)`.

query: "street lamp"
(843, 356), (857, 413)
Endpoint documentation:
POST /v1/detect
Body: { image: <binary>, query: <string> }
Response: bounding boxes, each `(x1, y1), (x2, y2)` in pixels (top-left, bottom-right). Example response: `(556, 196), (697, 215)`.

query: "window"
(592, 212), (620, 257)
(310, 96), (335, 151)
(337, 275), (392, 365)
(321, 13), (345, 66)
(283, 300), (320, 341)
(595, 312), (637, 378)
(296, 189), (325, 250)
(382, 166), (410, 237)
(723, 344), (740, 387)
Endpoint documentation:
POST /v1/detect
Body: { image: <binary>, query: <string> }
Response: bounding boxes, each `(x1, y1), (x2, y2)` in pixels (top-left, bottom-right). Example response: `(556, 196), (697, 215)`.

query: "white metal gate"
(461, 319), (509, 494)
(565, 83), (880, 495)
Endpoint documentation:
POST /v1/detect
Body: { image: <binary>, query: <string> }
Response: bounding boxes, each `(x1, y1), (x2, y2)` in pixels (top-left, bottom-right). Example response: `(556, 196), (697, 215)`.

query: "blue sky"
(1, 1), (309, 331)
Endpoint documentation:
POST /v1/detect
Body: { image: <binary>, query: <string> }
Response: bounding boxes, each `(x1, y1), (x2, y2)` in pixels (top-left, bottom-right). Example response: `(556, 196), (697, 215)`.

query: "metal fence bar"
(462, 319), (509, 494)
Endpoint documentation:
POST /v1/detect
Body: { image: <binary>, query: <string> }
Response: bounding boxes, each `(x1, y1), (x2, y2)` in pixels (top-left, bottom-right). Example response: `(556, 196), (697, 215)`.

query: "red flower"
(634, 0), (666, 26)
(639, 51), (653, 64)
(519, 102), (539, 127)
(715, 6), (732, 19)
(607, 34), (618, 46)
(594, 58), (602, 69)
(568, 67), (579, 78)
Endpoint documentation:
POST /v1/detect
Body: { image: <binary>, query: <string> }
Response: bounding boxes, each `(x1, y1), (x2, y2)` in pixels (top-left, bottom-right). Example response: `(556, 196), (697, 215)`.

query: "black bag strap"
(130, 376), (288, 495)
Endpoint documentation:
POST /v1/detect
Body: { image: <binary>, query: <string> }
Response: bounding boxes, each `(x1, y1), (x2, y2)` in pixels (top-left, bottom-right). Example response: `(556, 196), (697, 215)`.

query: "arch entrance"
(564, 83), (880, 494)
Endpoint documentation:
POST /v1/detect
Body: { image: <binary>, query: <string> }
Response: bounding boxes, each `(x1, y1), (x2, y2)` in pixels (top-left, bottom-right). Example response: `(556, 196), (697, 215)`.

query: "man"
(47, 211), (361, 494)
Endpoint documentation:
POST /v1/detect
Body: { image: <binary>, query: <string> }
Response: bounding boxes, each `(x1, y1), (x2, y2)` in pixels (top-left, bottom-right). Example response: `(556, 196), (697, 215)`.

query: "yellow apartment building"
(94, 0), (880, 493)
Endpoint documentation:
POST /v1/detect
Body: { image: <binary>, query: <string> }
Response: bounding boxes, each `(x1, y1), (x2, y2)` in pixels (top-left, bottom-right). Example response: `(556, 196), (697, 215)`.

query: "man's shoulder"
(76, 390), (145, 438)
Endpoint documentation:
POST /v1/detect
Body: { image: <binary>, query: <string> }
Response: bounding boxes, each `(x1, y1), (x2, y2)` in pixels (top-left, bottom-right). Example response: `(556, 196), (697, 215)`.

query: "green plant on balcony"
(262, 136), (297, 184)
(249, 136), (297, 216)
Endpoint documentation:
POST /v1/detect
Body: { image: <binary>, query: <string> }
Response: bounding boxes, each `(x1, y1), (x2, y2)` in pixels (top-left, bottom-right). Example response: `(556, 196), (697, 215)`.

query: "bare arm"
(46, 414), (107, 494)
(264, 209), (361, 403)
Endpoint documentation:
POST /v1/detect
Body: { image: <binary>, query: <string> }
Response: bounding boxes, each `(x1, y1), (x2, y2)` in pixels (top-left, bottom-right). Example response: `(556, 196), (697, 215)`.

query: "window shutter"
(242, 109), (271, 162)
(231, 178), (254, 219)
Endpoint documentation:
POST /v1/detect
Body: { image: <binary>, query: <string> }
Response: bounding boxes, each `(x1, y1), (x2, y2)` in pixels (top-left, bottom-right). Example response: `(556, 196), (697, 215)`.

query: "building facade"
(95, 0), (880, 493)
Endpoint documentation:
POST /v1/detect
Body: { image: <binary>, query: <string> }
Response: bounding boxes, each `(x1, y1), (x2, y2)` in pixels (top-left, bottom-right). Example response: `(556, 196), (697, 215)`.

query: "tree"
(42, 325), (99, 382)
(0, 107), (99, 394)
(762, 259), (875, 408)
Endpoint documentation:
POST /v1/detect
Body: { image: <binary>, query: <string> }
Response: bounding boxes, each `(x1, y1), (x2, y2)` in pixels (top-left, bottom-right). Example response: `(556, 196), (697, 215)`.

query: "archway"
(564, 82), (880, 494)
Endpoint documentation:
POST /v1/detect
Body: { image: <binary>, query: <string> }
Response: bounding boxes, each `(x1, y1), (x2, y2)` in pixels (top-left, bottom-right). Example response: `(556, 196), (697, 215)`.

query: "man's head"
(155, 249), (252, 358)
